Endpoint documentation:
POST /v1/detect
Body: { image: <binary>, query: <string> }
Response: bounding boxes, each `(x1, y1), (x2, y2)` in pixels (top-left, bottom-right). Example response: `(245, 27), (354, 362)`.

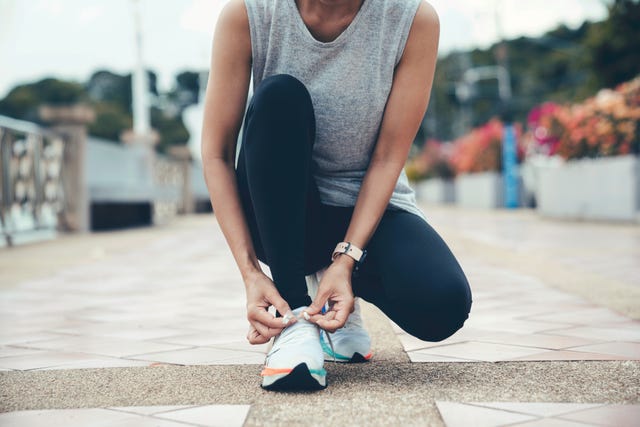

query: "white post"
(131, 0), (151, 137)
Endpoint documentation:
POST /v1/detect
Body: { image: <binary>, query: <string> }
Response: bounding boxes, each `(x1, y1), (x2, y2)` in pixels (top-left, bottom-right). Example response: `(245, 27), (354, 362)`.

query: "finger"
(306, 291), (329, 316)
(317, 309), (349, 332)
(308, 310), (335, 324)
(247, 325), (270, 345)
(247, 326), (270, 345)
(265, 290), (296, 325)
(250, 319), (282, 340)
(252, 308), (291, 329)
(315, 318), (343, 333)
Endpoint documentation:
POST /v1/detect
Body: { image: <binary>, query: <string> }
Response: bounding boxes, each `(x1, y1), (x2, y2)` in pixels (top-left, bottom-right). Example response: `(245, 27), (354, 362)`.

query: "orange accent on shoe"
(260, 367), (294, 377)
(363, 352), (373, 360)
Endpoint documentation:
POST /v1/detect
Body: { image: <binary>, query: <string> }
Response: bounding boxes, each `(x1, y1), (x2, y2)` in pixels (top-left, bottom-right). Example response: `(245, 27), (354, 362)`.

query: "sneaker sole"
(323, 350), (372, 363)
(261, 363), (327, 391)
(320, 335), (372, 363)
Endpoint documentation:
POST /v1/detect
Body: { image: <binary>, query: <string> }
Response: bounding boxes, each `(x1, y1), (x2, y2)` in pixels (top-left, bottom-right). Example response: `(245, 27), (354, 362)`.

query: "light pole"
(130, 0), (151, 140)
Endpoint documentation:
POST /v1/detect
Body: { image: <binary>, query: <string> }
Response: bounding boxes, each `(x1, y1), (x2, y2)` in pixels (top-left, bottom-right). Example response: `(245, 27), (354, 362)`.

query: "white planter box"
(537, 155), (640, 222)
(415, 178), (455, 204)
(455, 172), (504, 209)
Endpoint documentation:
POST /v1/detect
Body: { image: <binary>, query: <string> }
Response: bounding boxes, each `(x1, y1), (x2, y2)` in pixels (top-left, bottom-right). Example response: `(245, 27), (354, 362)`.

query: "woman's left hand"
(304, 255), (355, 332)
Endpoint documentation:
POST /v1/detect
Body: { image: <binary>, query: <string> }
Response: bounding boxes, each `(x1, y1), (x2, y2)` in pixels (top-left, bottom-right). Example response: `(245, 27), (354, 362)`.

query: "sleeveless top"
(243, 0), (427, 222)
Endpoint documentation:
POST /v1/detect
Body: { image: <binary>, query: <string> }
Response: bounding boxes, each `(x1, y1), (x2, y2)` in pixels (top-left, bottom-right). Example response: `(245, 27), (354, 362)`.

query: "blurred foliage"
(0, 78), (86, 121)
(523, 76), (640, 160)
(423, 0), (640, 143)
(152, 106), (190, 153)
(174, 71), (201, 106)
(0, 69), (199, 153)
(405, 140), (456, 181)
(89, 102), (133, 142)
(584, 0), (640, 92)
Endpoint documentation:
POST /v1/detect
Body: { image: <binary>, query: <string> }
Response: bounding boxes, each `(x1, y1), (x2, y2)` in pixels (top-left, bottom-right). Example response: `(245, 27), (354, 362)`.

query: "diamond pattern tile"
(437, 402), (640, 427)
(436, 401), (536, 426)
(400, 257), (640, 363)
(1, 207), (638, 371)
(0, 405), (250, 427)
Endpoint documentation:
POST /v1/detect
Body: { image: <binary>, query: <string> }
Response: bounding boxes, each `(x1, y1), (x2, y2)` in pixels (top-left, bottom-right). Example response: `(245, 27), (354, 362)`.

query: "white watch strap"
(332, 241), (364, 262)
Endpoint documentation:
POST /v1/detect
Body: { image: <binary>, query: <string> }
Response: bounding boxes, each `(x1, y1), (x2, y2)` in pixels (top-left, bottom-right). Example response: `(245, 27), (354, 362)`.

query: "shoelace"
(279, 305), (337, 362)
(325, 332), (336, 362)
(320, 303), (337, 362)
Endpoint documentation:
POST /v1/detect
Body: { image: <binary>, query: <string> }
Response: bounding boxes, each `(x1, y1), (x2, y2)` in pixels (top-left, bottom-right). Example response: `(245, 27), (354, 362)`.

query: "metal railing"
(1, 113), (212, 246)
(0, 115), (66, 247)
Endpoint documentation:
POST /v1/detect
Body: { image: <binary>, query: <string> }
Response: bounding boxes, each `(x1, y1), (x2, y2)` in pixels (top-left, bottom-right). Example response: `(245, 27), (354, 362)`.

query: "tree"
(86, 69), (158, 113)
(0, 78), (85, 122)
(89, 102), (132, 142)
(87, 70), (132, 113)
(584, 0), (640, 91)
(151, 107), (190, 153)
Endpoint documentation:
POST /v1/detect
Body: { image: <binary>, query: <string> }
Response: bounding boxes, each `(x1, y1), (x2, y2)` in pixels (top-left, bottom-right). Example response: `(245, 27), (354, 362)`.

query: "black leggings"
(235, 74), (472, 342)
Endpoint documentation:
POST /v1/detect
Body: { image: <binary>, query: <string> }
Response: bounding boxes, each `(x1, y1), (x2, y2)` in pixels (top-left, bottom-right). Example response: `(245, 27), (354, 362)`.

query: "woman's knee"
(251, 74), (313, 114)
(399, 304), (471, 342)
(395, 275), (473, 342)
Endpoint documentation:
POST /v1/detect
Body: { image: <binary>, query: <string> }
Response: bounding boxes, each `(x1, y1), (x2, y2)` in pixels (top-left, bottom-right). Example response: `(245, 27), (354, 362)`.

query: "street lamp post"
(130, 0), (151, 139)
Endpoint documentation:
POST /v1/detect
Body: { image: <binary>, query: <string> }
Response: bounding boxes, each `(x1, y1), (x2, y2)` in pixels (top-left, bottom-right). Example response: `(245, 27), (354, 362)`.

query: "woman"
(201, 0), (472, 391)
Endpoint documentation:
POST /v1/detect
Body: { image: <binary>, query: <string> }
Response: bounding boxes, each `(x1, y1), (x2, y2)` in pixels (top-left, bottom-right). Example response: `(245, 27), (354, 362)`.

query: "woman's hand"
(244, 271), (296, 344)
(305, 255), (355, 332)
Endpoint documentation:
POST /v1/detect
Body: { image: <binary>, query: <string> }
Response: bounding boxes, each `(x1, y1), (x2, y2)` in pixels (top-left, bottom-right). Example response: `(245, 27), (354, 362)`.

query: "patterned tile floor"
(0, 212), (638, 371)
(436, 401), (640, 427)
(0, 225), (268, 371)
(395, 258), (640, 363)
(1, 209), (639, 425)
(0, 405), (250, 427)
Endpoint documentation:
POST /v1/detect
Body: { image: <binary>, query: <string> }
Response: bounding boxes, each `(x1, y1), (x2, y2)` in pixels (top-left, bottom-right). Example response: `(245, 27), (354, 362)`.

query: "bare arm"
(201, 0), (296, 342)
(341, 0), (440, 263)
(307, 1), (440, 329)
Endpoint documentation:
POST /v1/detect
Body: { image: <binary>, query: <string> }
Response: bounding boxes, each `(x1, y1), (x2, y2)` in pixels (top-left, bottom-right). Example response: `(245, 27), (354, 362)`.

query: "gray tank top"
(244, 0), (427, 222)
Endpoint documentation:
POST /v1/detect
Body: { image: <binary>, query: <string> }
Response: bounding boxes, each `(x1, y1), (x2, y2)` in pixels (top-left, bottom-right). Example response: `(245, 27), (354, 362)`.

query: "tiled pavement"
(0, 405), (250, 427)
(396, 257), (640, 363)
(1, 207), (639, 425)
(436, 401), (640, 427)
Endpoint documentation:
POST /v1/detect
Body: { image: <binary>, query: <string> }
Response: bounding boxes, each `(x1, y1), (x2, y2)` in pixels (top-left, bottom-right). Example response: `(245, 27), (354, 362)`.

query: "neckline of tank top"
(286, 0), (373, 49)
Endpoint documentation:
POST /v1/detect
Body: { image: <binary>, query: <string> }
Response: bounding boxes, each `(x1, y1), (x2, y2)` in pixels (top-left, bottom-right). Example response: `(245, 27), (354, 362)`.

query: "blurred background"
(0, 0), (638, 246)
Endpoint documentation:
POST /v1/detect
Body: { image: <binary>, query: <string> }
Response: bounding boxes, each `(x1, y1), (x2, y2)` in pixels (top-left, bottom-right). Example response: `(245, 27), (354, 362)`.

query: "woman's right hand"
(244, 271), (296, 344)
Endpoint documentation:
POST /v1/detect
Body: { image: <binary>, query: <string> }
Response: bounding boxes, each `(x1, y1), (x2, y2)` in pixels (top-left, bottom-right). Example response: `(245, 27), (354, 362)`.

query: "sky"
(0, 0), (609, 98)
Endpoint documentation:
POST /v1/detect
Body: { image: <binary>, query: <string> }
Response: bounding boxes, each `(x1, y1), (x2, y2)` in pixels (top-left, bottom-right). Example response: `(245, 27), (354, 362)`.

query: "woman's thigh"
(303, 200), (354, 275)
(353, 210), (473, 342)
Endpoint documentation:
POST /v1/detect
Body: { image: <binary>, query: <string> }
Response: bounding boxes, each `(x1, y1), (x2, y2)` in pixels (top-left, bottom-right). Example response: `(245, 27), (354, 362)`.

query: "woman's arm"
(345, 0), (440, 257)
(201, 0), (296, 343)
(306, 0), (440, 330)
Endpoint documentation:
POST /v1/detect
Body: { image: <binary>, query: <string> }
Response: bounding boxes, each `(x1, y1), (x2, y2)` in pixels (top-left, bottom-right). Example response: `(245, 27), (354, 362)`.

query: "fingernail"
(282, 311), (294, 326)
(302, 311), (311, 321)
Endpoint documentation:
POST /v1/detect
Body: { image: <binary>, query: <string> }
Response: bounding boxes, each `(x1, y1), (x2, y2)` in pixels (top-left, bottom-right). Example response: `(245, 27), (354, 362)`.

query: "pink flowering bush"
(524, 76), (640, 160)
(405, 139), (455, 181)
(449, 119), (524, 175)
(406, 119), (525, 180)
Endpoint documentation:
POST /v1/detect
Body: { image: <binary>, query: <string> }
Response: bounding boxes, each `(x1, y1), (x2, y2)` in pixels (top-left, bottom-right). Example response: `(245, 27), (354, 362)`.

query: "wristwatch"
(332, 241), (367, 274)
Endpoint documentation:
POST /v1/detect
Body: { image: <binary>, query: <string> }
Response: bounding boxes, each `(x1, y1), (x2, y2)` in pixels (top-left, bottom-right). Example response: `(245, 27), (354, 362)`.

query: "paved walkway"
(0, 205), (639, 426)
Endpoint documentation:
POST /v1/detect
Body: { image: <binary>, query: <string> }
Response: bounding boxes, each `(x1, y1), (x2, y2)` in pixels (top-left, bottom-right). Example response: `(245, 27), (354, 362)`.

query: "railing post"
(169, 146), (194, 215)
(39, 104), (95, 233)
(0, 128), (13, 245)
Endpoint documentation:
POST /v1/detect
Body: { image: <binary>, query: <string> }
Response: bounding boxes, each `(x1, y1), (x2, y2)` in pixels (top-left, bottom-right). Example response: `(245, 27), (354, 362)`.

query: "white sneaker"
(307, 268), (373, 363)
(320, 299), (372, 362)
(260, 306), (327, 390)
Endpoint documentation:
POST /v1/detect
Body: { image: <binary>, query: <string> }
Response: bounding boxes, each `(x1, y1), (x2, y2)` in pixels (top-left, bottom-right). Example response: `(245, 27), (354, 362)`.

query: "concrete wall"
(87, 138), (157, 203)
(455, 172), (504, 209)
(537, 155), (639, 222)
(415, 179), (455, 204)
